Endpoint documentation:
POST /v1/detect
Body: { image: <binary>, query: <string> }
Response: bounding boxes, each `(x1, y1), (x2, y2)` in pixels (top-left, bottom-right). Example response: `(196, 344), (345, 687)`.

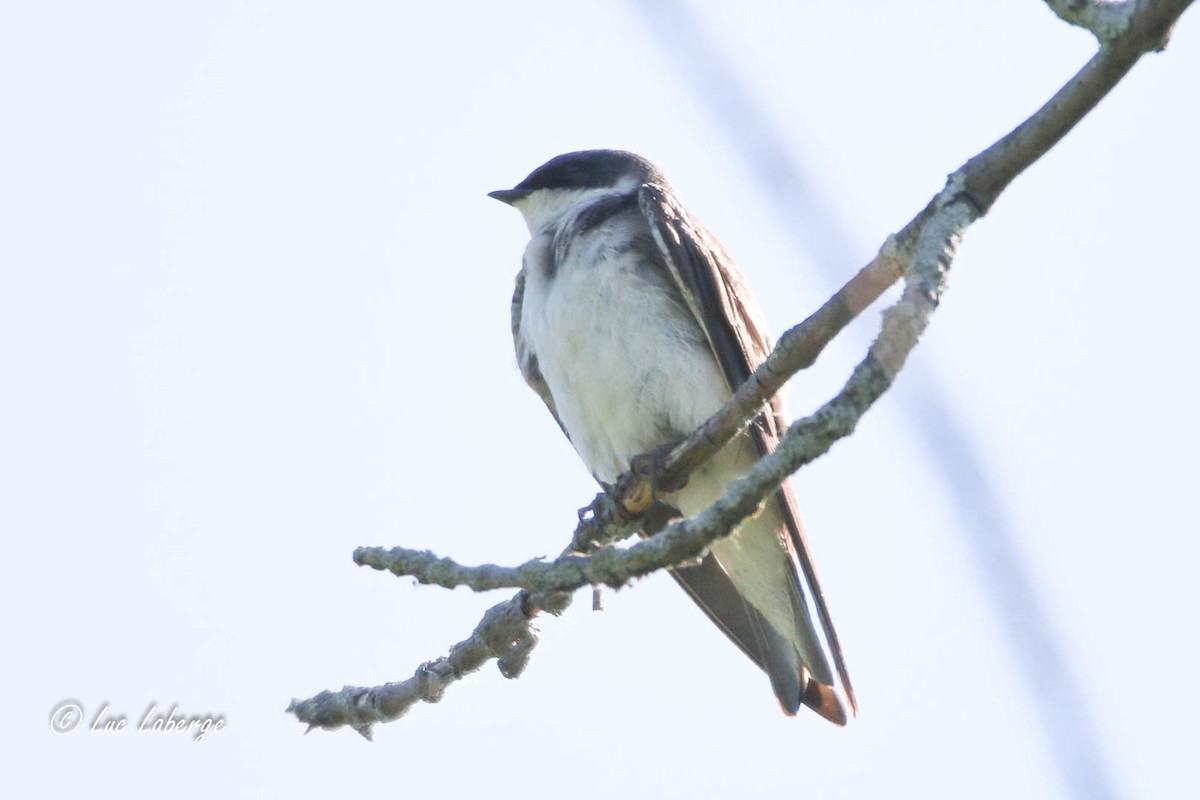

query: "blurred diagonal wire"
(628, 1), (1120, 799)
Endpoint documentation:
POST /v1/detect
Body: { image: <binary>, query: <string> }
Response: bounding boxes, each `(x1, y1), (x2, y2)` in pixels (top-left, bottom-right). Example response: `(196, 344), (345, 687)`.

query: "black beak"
(488, 188), (529, 205)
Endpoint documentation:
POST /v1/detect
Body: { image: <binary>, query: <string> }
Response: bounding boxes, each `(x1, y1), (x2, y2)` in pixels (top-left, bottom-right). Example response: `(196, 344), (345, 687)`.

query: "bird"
(489, 149), (854, 723)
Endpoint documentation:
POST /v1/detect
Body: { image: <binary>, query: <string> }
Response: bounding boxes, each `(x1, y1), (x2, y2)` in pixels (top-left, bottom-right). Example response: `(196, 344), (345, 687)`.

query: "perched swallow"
(490, 150), (854, 723)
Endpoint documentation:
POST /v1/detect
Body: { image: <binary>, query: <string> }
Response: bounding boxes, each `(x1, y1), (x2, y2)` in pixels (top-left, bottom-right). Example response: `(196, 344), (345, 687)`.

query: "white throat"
(513, 177), (641, 235)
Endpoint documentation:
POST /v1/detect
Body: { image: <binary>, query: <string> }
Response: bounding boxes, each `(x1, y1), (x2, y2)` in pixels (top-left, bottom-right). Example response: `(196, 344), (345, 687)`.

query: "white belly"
(521, 239), (730, 485)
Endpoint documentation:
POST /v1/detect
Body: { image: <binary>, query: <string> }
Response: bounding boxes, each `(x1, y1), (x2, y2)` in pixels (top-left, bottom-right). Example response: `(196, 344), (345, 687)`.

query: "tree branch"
(289, 0), (1195, 736)
(1046, 0), (1137, 42)
(286, 589), (572, 739)
(352, 184), (970, 595)
(967, 0), (1190, 214)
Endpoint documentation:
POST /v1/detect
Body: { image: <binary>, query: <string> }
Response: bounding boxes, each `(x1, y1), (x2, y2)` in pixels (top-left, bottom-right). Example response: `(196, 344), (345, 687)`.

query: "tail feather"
(669, 547), (846, 721)
(644, 500), (852, 723)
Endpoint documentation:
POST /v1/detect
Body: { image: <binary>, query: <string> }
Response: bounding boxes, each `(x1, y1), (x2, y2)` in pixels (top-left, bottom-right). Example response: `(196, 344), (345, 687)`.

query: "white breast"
(518, 216), (730, 485)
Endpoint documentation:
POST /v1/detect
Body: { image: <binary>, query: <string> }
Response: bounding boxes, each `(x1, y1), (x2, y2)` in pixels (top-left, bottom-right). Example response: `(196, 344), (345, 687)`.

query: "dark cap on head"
(489, 150), (664, 203)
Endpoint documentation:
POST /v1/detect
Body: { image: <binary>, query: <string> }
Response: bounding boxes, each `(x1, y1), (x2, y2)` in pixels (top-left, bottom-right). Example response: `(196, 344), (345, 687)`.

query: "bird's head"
(489, 149), (663, 233)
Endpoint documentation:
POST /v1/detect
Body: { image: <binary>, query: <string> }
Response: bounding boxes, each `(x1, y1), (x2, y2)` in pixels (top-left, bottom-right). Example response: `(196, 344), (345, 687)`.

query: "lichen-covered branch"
(287, 589), (572, 738)
(352, 185), (970, 597)
(1046, 0), (1137, 42)
(640, 223), (921, 497)
(514, 0), (1196, 567)
(565, 215), (927, 548)
(289, 0), (1195, 736)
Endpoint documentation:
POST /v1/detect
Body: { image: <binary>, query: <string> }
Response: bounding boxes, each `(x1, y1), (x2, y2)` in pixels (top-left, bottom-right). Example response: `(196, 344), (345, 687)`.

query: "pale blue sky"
(3, 2), (1198, 798)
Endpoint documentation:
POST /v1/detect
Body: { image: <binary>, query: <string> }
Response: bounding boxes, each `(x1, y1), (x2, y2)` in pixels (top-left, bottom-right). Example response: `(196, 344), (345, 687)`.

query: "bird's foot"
(622, 442), (680, 514)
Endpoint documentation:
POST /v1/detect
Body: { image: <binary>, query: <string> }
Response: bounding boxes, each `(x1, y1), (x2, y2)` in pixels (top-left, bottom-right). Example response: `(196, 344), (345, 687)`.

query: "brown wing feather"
(641, 504), (808, 715)
(639, 183), (857, 720)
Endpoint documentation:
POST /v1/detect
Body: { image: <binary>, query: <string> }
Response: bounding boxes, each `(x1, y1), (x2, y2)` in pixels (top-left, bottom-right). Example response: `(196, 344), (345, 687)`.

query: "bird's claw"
(620, 442), (679, 514)
(577, 482), (616, 522)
